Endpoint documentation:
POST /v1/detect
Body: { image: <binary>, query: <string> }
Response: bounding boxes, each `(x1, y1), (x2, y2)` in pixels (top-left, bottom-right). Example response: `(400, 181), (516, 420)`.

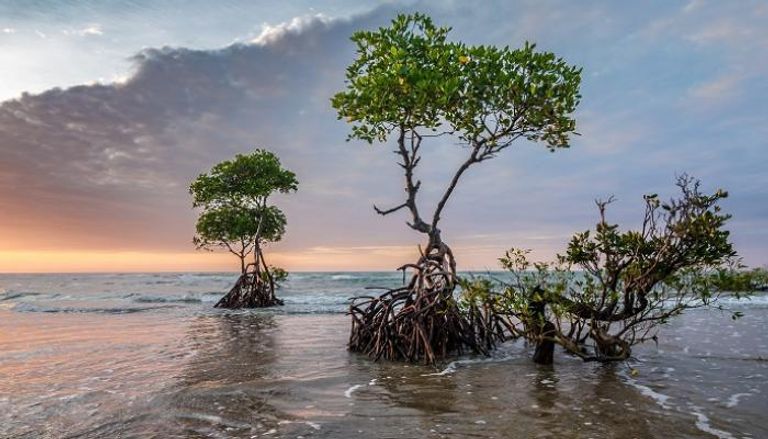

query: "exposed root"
(215, 264), (283, 309)
(348, 243), (508, 364)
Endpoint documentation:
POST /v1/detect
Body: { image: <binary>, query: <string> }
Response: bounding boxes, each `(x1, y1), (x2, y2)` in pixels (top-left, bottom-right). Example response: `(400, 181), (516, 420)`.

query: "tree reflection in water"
(156, 312), (289, 437)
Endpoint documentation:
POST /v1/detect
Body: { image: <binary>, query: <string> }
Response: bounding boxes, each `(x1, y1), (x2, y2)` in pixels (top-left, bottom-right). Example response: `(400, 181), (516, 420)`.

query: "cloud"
(63, 25), (104, 37)
(687, 72), (744, 103)
(252, 14), (333, 45)
(683, 0), (705, 14)
(634, 2), (768, 108)
(575, 111), (646, 154)
(0, 10), (398, 257)
(0, 2), (766, 270)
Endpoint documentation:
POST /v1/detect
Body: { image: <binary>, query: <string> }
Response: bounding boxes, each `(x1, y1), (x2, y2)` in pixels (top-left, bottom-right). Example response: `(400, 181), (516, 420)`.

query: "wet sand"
(1, 273), (766, 438)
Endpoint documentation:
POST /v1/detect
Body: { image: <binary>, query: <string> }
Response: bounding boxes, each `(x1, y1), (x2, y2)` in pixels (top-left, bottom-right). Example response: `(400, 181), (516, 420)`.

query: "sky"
(0, 0), (766, 272)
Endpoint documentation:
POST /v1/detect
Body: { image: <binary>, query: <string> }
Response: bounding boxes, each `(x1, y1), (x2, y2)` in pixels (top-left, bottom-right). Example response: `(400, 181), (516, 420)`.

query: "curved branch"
(431, 149), (479, 230)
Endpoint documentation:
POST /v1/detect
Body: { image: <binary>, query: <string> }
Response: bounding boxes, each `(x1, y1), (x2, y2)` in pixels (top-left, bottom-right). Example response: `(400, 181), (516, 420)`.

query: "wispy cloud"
(0, 2), (766, 271)
(63, 24), (104, 37)
(576, 111), (647, 154)
(687, 72), (744, 104)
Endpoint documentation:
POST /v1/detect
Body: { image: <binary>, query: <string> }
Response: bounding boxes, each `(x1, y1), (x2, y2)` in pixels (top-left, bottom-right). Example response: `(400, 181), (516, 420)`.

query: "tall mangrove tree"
(331, 13), (582, 363)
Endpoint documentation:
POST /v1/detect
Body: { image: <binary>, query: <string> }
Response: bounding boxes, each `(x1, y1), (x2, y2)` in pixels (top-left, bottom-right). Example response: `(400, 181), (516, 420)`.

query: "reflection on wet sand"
(368, 362), (460, 414)
(179, 313), (279, 386)
(2, 303), (766, 438)
(156, 313), (287, 438)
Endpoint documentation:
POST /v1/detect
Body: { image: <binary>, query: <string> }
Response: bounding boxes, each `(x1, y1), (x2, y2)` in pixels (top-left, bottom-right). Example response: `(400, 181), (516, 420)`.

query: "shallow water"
(1, 273), (766, 438)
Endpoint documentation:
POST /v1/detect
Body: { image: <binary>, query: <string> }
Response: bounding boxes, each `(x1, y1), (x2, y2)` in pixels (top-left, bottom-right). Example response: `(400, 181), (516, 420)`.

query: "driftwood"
(215, 262), (283, 309)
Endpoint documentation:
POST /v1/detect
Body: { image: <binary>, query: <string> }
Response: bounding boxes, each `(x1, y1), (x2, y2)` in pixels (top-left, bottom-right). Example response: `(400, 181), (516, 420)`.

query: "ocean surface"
(0, 272), (766, 438)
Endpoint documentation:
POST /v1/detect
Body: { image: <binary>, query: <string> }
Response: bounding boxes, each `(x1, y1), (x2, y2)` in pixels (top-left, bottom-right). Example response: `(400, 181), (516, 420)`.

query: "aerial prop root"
(348, 244), (511, 364)
(215, 263), (283, 309)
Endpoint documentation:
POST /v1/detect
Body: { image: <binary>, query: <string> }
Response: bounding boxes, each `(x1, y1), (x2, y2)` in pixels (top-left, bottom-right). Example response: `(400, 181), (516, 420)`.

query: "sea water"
(1, 272), (766, 438)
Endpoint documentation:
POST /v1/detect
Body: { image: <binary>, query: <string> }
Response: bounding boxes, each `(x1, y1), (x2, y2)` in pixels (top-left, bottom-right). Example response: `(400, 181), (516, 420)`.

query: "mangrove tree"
(331, 13), (582, 363)
(190, 149), (297, 308)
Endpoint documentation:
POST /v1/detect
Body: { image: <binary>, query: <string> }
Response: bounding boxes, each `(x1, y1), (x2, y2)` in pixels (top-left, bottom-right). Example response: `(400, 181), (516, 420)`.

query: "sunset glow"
(0, 1), (765, 272)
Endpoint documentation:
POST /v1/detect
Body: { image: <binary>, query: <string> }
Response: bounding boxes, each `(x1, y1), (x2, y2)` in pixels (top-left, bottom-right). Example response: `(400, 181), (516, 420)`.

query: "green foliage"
(711, 267), (768, 293)
(190, 149), (298, 209)
(463, 176), (747, 362)
(458, 276), (496, 309)
(562, 176), (735, 301)
(453, 42), (581, 149)
(189, 149), (297, 272)
(331, 13), (453, 141)
(193, 205), (287, 251)
(331, 13), (581, 150)
(331, 12), (582, 256)
(261, 266), (289, 288)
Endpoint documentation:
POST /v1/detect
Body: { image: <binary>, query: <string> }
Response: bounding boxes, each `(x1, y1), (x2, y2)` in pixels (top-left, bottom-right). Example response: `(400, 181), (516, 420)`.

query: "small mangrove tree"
(190, 149), (297, 308)
(463, 175), (752, 364)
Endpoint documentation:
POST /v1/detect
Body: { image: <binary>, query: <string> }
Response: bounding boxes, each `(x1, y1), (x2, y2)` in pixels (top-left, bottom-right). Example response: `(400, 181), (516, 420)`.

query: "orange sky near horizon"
(0, 243), (550, 273)
(0, 249), (411, 273)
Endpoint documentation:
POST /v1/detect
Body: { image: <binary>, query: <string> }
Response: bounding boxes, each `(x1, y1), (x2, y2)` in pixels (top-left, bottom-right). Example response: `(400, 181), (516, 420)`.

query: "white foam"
(344, 384), (364, 398)
(725, 393), (751, 408)
(717, 293), (768, 308)
(689, 405), (736, 439)
(421, 355), (517, 377)
(344, 378), (379, 398)
(620, 372), (672, 410)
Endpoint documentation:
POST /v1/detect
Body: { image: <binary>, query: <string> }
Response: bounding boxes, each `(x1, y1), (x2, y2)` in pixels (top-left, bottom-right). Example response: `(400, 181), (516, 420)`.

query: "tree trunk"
(525, 293), (556, 364)
(532, 321), (556, 365)
(257, 245), (277, 301)
(592, 328), (631, 361)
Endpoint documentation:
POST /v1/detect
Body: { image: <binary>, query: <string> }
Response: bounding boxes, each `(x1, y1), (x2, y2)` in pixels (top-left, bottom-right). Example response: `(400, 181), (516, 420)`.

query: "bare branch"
(374, 202), (408, 216)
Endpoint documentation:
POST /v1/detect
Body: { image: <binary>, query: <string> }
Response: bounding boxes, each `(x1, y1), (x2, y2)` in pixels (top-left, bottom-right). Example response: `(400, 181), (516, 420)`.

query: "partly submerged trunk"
(591, 328), (632, 362)
(256, 244), (277, 302)
(348, 238), (506, 364)
(528, 297), (555, 365)
(532, 321), (556, 365)
(215, 249), (283, 309)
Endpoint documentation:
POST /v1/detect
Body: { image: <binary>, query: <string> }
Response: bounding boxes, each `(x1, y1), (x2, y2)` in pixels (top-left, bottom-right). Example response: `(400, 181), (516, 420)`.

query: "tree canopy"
(189, 149), (297, 281)
(194, 205), (286, 249)
(190, 149), (298, 210)
(332, 13), (580, 148)
(193, 205), (287, 272)
(462, 175), (747, 363)
(332, 13), (581, 242)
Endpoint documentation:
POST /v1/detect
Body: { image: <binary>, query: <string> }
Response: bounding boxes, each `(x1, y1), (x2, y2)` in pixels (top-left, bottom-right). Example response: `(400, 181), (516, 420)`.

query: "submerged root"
(215, 270), (283, 309)
(348, 245), (509, 364)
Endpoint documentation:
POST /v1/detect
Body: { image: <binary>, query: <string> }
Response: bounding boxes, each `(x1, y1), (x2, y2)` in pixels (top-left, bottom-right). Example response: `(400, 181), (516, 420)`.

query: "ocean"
(1, 272), (766, 438)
